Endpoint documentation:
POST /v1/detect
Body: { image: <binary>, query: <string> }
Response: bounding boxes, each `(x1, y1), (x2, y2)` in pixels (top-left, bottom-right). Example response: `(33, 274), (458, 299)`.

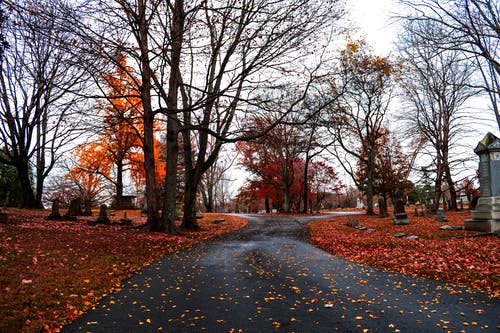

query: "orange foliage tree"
(68, 55), (164, 206)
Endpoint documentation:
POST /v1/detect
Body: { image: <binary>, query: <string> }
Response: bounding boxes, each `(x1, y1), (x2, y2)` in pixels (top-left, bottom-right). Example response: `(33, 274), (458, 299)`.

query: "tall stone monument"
(465, 132), (500, 234)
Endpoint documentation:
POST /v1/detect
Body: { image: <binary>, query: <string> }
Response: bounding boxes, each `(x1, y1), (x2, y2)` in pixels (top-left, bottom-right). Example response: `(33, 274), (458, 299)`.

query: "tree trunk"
(444, 166), (458, 211)
(302, 155), (310, 214)
(116, 159), (124, 202)
(433, 158), (444, 212)
(35, 147), (45, 208)
(181, 170), (200, 231)
(283, 181), (291, 213)
(161, 117), (180, 233)
(17, 160), (40, 208)
(207, 191), (214, 213)
(35, 165), (44, 208)
(35, 110), (47, 208)
(207, 182), (214, 213)
(281, 163), (292, 213)
(136, 0), (159, 230)
(433, 180), (442, 212)
(365, 151), (375, 215)
(379, 193), (388, 218)
(202, 188), (213, 213)
(449, 185), (457, 210)
(143, 109), (160, 230)
(161, 0), (184, 234)
(265, 197), (270, 213)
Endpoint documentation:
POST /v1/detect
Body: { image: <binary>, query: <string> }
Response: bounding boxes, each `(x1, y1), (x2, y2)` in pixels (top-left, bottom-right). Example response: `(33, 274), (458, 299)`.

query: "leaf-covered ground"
(309, 209), (499, 298)
(0, 209), (247, 333)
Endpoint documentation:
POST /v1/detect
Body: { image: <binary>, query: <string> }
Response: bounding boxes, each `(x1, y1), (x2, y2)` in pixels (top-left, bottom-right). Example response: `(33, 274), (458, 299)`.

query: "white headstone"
(356, 198), (364, 209)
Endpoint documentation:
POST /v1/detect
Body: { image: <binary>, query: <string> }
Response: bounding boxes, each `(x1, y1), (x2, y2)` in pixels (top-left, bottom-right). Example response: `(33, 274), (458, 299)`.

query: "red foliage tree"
(238, 138), (343, 213)
(355, 128), (413, 208)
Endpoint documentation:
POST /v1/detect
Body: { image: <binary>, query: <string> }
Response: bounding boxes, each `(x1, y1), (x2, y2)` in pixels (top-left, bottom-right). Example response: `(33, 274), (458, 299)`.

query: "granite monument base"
(465, 196), (500, 234)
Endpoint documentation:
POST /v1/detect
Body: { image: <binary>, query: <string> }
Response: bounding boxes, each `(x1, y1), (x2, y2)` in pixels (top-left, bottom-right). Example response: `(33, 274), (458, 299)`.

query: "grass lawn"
(0, 208), (247, 333)
(309, 209), (499, 298)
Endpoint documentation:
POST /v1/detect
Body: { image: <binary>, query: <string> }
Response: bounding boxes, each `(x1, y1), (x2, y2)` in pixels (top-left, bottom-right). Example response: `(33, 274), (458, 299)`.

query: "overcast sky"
(349, 0), (399, 55)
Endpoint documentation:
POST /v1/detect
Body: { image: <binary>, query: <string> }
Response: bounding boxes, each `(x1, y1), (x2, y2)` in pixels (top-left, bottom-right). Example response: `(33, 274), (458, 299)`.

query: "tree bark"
(302, 154), (310, 214)
(265, 197), (270, 213)
(116, 159), (123, 201)
(161, 0), (184, 234)
(143, 109), (160, 229)
(17, 160), (40, 208)
(181, 169), (201, 231)
(282, 164), (291, 213)
(365, 150), (375, 215)
(135, 0), (159, 230)
(444, 164), (458, 210)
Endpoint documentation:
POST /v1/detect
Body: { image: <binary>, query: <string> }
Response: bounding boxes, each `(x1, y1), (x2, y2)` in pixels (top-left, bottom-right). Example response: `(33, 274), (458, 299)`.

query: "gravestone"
(83, 199), (92, 216)
(356, 198), (364, 209)
(48, 199), (62, 220)
(114, 195), (136, 210)
(346, 217), (359, 227)
(435, 209), (448, 222)
(392, 189), (409, 225)
(97, 204), (110, 224)
(440, 225), (462, 231)
(465, 132), (500, 234)
(118, 212), (132, 226)
(378, 197), (388, 218)
(64, 198), (82, 220)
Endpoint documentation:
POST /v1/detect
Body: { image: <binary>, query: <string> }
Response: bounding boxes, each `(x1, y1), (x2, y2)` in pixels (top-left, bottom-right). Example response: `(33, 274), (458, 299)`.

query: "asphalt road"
(63, 213), (499, 332)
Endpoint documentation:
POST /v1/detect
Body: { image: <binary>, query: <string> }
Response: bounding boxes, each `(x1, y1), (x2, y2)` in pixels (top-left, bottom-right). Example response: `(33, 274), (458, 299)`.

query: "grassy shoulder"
(309, 209), (499, 298)
(0, 208), (247, 333)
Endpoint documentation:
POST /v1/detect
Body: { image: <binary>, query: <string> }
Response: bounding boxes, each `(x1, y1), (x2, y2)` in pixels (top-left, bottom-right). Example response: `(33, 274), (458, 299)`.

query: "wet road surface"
(63, 213), (499, 332)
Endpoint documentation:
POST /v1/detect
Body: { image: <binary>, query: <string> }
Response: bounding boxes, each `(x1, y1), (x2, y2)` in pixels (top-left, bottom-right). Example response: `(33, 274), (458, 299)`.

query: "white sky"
(349, 0), (399, 55)
(349, 0), (499, 140)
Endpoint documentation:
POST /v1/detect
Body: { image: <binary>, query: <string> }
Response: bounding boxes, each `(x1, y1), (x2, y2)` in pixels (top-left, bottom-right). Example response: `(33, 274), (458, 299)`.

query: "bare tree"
(199, 145), (236, 213)
(398, 0), (500, 129)
(397, 19), (479, 211)
(296, 97), (334, 214)
(176, 0), (345, 229)
(0, 0), (89, 208)
(326, 39), (400, 215)
(53, 0), (345, 232)
(0, 0), (7, 60)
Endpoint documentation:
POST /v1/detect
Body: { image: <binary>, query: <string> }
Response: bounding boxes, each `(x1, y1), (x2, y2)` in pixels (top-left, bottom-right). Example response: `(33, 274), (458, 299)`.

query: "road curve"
(63, 213), (499, 332)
